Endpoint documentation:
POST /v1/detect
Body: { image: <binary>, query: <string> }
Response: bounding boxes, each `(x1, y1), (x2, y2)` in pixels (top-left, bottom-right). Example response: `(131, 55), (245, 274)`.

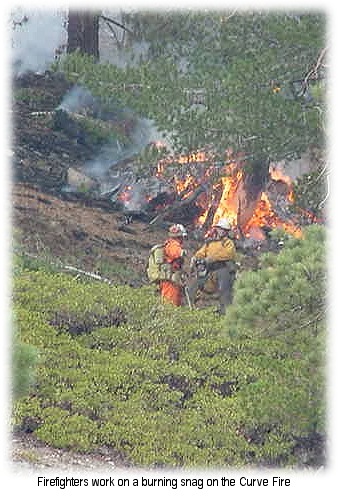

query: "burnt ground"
(13, 182), (167, 286)
(12, 71), (201, 285)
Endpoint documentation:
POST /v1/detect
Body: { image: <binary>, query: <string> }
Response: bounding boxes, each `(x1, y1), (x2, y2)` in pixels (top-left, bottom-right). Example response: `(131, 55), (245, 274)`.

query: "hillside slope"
(12, 71), (193, 285)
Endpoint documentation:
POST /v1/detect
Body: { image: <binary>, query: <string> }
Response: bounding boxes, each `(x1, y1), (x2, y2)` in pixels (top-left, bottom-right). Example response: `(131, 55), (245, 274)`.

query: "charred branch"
(201, 182), (224, 230)
(244, 158), (270, 201)
(99, 14), (133, 35)
(147, 184), (207, 227)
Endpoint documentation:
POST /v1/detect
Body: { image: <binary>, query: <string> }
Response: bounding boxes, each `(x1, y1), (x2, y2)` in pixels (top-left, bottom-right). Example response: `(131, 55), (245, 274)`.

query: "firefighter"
(159, 223), (187, 306)
(188, 218), (237, 314)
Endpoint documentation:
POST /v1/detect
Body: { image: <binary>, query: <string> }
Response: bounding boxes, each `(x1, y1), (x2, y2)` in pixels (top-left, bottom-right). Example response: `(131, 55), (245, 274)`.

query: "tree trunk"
(67, 11), (99, 59)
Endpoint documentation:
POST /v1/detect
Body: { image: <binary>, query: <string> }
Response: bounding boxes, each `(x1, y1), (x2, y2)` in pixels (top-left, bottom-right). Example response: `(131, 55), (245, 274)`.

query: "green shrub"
(11, 229), (326, 467)
(227, 225), (326, 338)
(12, 337), (38, 400)
(36, 408), (98, 452)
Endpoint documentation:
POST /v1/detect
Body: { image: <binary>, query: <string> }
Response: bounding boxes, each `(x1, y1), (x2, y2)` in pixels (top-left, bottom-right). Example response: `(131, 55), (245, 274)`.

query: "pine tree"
(227, 224), (326, 338)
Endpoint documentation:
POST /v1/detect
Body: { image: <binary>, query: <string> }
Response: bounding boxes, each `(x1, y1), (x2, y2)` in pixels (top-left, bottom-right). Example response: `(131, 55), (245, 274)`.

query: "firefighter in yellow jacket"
(188, 218), (237, 314)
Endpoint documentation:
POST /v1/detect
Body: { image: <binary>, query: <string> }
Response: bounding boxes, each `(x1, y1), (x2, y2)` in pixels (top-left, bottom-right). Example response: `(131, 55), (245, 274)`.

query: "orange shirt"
(160, 237), (185, 306)
(163, 238), (184, 269)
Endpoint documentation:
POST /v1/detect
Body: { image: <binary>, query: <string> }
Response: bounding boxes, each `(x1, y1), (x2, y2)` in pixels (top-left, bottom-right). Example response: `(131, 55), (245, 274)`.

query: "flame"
(269, 163), (295, 202)
(269, 164), (292, 185)
(176, 150), (212, 164)
(244, 192), (302, 238)
(211, 167), (243, 226)
(118, 185), (133, 203)
(174, 174), (199, 197)
(154, 149), (303, 240)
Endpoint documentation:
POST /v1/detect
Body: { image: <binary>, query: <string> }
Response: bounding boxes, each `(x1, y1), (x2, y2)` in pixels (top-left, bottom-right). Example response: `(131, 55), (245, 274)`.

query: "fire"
(174, 174), (198, 197)
(269, 163), (292, 186)
(244, 192), (303, 239)
(119, 184), (133, 203)
(153, 143), (303, 240)
(211, 168), (243, 227)
(269, 163), (295, 202)
(176, 150), (212, 164)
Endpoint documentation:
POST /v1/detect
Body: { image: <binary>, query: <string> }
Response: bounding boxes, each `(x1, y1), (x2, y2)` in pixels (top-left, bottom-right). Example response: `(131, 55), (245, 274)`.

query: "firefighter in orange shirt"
(159, 224), (187, 306)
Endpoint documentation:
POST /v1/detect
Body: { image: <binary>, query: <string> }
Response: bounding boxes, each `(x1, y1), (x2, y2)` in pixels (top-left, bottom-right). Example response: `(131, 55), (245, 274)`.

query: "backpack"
(146, 244), (172, 283)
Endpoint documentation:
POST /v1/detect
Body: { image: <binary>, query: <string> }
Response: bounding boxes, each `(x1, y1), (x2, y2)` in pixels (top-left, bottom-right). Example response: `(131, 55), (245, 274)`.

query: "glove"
(195, 258), (208, 278)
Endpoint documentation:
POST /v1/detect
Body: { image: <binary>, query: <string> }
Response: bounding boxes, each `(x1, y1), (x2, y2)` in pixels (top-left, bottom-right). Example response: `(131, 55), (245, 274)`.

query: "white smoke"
(56, 82), (173, 188)
(10, 7), (67, 76)
(84, 117), (168, 182)
(57, 84), (96, 113)
(99, 8), (150, 69)
(9, 6), (174, 204)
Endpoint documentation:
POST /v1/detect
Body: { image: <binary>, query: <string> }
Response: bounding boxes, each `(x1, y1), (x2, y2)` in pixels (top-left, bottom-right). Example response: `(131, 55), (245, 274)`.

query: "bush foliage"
(12, 225), (326, 467)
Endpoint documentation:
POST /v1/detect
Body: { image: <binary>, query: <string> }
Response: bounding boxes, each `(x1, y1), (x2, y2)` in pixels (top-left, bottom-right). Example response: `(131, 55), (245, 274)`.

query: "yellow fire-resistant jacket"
(194, 237), (236, 263)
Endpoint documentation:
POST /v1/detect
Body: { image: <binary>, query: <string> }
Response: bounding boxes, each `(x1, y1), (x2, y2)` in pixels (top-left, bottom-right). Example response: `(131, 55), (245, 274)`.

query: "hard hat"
(214, 218), (233, 231)
(168, 223), (187, 238)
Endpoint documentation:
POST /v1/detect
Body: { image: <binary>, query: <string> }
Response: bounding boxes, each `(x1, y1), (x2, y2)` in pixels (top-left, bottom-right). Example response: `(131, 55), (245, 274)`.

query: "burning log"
(148, 184), (207, 227)
(199, 182), (224, 230)
(237, 159), (269, 228)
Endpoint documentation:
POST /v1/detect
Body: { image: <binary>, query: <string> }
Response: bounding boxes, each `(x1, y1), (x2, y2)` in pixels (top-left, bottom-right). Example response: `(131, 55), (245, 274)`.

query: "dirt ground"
(10, 430), (135, 471)
(13, 182), (166, 284)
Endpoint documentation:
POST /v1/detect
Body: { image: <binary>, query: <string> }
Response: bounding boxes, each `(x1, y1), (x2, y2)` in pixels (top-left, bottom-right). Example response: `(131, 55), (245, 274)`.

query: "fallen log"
(147, 184), (207, 228)
(63, 265), (113, 284)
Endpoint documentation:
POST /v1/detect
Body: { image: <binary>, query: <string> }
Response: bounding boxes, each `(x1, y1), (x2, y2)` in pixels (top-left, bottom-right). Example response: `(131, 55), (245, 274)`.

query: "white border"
(2, 1), (339, 498)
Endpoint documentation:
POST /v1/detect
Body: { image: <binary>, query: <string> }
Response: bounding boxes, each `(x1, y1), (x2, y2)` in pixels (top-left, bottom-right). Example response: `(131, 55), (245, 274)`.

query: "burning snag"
(143, 148), (306, 242)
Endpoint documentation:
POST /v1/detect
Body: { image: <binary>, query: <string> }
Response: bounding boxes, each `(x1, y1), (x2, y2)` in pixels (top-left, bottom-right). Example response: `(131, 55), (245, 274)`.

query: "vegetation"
(12, 225), (326, 468)
(12, 335), (38, 401)
(57, 11), (326, 161)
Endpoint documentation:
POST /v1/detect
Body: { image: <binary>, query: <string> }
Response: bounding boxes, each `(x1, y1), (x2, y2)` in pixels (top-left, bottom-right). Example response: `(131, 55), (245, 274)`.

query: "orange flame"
(118, 185), (133, 202)
(244, 192), (302, 238)
(212, 167), (243, 226)
(155, 150), (302, 239)
(269, 164), (295, 202)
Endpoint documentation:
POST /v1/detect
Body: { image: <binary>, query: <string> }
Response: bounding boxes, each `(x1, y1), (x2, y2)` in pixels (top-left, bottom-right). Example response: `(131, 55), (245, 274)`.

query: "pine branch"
(99, 14), (133, 35)
(301, 47), (328, 94)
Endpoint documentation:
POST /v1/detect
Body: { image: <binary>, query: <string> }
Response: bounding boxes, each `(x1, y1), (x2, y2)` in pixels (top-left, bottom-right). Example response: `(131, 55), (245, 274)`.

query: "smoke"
(9, 8), (174, 208)
(99, 8), (150, 69)
(84, 117), (169, 182)
(57, 85), (96, 113)
(57, 84), (172, 199)
(10, 7), (66, 76)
